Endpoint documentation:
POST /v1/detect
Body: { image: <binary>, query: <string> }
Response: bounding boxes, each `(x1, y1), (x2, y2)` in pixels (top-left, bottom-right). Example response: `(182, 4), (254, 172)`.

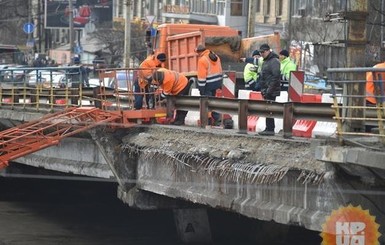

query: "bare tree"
(367, 0), (384, 64)
(89, 20), (147, 67)
(288, 16), (346, 74)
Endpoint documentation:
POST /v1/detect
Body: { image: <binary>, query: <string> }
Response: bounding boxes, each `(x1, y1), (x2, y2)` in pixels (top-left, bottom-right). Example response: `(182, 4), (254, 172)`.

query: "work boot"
(258, 130), (275, 136)
(223, 118), (234, 129)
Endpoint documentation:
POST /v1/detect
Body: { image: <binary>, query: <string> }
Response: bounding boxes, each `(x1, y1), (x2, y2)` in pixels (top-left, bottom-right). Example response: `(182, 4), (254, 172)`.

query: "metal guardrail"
(167, 95), (335, 138)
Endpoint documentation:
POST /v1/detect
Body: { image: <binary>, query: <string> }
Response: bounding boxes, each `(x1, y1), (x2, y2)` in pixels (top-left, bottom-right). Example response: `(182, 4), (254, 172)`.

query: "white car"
(27, 70), (67, 88)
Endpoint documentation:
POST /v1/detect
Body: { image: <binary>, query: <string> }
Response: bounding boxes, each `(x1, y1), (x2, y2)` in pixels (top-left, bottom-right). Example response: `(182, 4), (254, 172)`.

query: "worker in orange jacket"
(366, 62), (385, 105)
(195, 44), (223, 125)
(152, 68), (191, 125)
(134, 52), (166, 109)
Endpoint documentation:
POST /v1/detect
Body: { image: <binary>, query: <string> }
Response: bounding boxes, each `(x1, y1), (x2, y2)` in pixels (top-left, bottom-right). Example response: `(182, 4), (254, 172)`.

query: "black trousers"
(264, 94), (277, 131)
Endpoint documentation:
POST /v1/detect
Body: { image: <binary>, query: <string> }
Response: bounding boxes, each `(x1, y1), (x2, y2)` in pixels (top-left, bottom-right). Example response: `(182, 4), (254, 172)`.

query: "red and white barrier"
(237, 90), (288, 133)
(292, 94), (322, 138)
(222, 71), (236, 98)
(248, 92), (264, 130)
(288, 71), (304, 102)
(311, 93), (340, 138)
(185, 88), (201, 126)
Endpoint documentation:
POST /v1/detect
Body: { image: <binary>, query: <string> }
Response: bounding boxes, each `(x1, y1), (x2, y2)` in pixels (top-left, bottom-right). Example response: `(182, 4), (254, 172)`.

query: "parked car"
(90, 71), (134, 90)
(5, 66), (28, 82)
(109, 71), (134, 91)
(0, 65), (29, 85)
(27, 70), (68, 88)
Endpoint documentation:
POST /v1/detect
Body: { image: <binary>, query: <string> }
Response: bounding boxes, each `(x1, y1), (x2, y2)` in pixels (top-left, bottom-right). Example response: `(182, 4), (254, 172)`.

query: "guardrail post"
(238, 100), (248, 134)
(331, 82), (344, 145)
(200, 97), (209, 128)
(71, 83), (80, 106)
(283, 103), (294, 138)
(93, 86), (102, 109)
(166, 97), (176, 119)
(11, 87), (16, 108)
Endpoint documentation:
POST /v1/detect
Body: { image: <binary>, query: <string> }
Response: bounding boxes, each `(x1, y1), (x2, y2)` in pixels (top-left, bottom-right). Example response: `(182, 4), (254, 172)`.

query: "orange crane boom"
(0, 107), (122, 169)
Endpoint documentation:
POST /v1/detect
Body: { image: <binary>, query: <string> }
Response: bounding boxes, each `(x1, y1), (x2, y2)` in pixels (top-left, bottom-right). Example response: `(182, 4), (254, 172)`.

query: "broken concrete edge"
(315, 145), (385, 170)
(121, 126), (326, 175)
(16, 154), (114, 179)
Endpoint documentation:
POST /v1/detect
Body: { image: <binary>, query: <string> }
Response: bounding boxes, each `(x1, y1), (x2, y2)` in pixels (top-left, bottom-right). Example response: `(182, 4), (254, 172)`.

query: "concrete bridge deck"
(0, 108), (384, 243)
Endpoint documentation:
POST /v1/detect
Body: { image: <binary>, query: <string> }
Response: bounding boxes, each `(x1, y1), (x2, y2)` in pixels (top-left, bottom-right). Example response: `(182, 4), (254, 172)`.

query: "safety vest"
(280, 57), (297, 81)
(243, 63), (258, 89)
(197, 50), (223, 91)
(157, 68), (188, 99)
(366, 62), (385, 104)
(139, 55), (162, 80)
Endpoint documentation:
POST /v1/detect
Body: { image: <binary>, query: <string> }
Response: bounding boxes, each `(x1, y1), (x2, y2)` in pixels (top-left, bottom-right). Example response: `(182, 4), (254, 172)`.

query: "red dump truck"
(151, 23), (281, 91)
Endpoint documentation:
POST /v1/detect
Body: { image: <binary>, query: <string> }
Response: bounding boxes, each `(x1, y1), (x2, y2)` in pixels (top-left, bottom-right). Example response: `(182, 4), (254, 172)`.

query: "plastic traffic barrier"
(292, 93), (321, 138)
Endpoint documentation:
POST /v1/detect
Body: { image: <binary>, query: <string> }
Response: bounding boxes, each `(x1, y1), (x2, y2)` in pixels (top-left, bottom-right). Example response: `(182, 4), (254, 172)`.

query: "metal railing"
(1, 66), (384, 147)
(327, 67), (385, 146)
(0, 66), (88, 110)
(0, 67), (164, 113)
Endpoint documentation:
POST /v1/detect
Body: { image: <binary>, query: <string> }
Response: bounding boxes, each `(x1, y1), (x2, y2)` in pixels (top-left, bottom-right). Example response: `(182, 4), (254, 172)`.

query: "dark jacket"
(259, 52), (281, 97)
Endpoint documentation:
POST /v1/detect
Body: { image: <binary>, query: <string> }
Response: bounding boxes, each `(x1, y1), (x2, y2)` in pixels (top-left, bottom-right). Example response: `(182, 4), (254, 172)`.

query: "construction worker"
(279, 49), (297, 91)
(241, 50), (263, 91)
(366, 62), (385, 105)
(152, 68), (191, 125)
(195, 44), (223, 125)
(257, 43), (281, 136)
(69, 55), (90, 87)
(134, 52), (166, 109)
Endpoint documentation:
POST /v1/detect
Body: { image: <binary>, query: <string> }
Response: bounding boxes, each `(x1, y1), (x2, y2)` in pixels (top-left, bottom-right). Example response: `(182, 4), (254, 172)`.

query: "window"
(292, 0), (345, 18)
(293, 0), (307, 17)
(216, 0), (225, 15)
(264, 0), (270, 16)
(230, 0), (243, 16)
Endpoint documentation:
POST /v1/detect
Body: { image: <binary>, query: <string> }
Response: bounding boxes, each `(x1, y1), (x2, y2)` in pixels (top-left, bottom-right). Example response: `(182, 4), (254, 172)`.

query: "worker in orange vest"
(195, 44), (223, 125)
(152, 68), (191, 125)
(366, 62), (385, 105)
(134, 52), (166, 109)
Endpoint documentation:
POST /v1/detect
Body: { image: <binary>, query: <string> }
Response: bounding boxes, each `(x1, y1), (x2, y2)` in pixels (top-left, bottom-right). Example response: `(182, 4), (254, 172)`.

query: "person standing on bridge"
(366, 61), (385, 105)
(241, 50), (263, 91)
(279, 49), (297, 91)
(195, 44), (223, 126)
(257, 44), (281, 136)
(134, 52), (167, 110)
(152, 68), (191, 125)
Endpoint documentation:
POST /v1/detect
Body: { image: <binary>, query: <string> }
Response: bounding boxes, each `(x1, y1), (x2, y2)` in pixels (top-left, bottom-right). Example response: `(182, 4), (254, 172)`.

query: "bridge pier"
(173, 208), (212, 243)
